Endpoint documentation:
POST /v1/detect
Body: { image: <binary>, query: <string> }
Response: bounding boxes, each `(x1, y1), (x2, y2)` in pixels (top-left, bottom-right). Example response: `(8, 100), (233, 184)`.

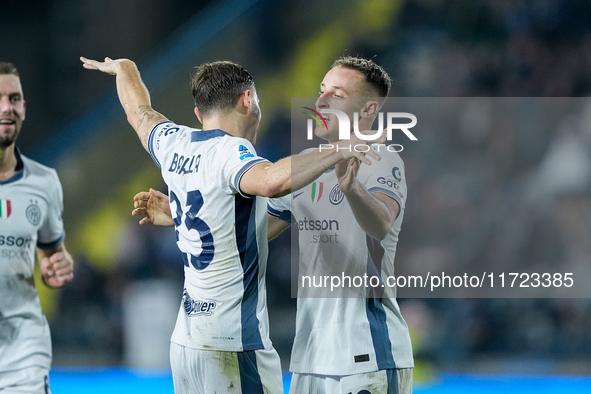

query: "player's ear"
(360, 100), (379, 119)
(239, 90), (253, 114)
(194, 107), (202, 123)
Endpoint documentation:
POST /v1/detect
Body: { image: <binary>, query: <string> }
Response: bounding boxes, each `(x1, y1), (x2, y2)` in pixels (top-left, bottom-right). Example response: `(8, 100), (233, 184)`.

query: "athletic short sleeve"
(37, 168), (65, 249)
(268, 195), (292, 223)
(359, 145), (407, 210)
(215, 137), (269, 197)
(148, 121), (184, 169)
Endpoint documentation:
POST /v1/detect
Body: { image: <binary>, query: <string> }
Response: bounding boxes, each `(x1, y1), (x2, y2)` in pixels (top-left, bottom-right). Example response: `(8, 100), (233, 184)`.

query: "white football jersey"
(268, 145), (414, 375)
(0, 150), (65, 372)
(148, 121), (272, 352)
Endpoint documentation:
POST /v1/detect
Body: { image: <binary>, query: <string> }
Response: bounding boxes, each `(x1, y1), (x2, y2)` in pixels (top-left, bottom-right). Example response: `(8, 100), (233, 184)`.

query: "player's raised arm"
(240, 133), (386, 198)
(80, 56), (168, 150)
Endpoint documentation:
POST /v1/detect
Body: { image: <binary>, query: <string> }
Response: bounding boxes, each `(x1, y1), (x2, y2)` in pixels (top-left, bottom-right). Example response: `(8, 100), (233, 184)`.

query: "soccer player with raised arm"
(81, 56), (384, 393)
(0, 62), (74, 394)
(268, 57), (414, 394)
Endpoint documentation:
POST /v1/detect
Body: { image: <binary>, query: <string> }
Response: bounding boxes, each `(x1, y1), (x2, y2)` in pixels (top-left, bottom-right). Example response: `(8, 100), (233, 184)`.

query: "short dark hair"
(330, 56), (391, 97)
(190, 61), (254, 118)
(0, 62), (19, 77)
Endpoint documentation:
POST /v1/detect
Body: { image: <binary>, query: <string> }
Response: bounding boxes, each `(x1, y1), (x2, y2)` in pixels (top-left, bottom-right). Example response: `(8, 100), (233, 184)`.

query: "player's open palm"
(80, 56), (125, 75)
(132, 188), (174, 227)
(335, 158), (360, 194)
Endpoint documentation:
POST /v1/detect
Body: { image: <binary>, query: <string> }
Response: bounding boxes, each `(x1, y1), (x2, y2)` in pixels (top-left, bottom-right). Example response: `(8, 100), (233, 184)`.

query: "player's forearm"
(114, 61), (149, 122)
(114, 61), (165, 149)
(244, 148), (345, 198)
(289, 147), (346, 192)
(243, 141), (380, 198)
(344, 182), (395, 240)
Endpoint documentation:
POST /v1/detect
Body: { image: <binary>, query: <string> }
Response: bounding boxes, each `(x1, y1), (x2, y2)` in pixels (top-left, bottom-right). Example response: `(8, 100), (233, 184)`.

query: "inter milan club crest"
(26, 203), (42, 225)
(311, 182), (323, 203)
(329, 184), (345, 205)
(0, 199), (11, 219)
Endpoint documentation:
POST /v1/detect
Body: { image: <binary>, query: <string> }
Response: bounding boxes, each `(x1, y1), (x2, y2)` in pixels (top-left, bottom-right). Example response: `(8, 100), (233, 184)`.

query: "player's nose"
(0, 96), (12, 113)
(315, 94), (330, 110)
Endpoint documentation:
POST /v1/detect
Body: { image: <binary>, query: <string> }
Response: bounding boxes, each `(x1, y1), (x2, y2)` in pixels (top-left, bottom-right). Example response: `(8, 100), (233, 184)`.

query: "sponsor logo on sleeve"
(377, 177), (400, 190)
(392, 166), (402, 182)
(238, 145), (255, 161)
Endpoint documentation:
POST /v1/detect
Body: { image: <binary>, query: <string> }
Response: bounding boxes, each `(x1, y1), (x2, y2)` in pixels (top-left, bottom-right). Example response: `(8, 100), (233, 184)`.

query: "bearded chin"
(0, 131), (18, 149)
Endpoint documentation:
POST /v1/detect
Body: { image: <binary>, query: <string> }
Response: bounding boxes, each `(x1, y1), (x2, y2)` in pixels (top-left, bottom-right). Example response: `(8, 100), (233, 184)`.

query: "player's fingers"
(139, 217), (151, 226)
(53, 265), (73, 278)
(40, 257), (54, 277)
(151, 189), (167, 199)
(48, 251), (65, 264)
(132, 207), (148, 216)
(352, 150), (372, 165)
(53, 272), (74, 286)
(363, 147), (381, 162)
(133, 198), (148, 209)
(80, 57), (99, 69)
(133, 191), (150, 201)
(346, 158), (358, 179)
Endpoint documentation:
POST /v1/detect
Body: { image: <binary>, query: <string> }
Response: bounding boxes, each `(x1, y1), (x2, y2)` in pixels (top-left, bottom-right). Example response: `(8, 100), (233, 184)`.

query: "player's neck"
(0, 144), (18, 181)
(202, 117), (256, 144)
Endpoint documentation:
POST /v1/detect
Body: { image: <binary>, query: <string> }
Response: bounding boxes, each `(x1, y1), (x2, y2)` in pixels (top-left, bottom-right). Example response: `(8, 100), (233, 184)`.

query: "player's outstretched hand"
(40, 251), (74, 288)
(80, 56), (125, 75)
(132, 188), (174, 227)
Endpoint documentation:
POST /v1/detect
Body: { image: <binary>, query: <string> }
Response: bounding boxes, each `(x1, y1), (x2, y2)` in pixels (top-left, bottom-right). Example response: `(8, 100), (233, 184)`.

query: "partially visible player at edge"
(0, 62), (74, 394)
(267, 56), (414, 394)
(80, 56), (385, 393)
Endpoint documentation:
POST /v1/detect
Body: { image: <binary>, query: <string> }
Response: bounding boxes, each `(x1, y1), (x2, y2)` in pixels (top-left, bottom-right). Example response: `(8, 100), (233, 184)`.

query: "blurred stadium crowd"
(4, 0), (591, 377)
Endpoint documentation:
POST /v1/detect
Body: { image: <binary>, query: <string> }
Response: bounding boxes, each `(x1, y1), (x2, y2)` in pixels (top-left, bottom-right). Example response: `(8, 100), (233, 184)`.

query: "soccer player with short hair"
(268, 56), (414, 394)
(0, 62), (74, 394)
(81, 56), (384, 393)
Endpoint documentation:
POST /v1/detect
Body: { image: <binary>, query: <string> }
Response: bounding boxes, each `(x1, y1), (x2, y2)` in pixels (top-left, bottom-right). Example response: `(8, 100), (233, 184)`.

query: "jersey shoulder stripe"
(367, 186), (403, 207)
(233, 158), (268, 197)
(147, 120), (172, 168)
